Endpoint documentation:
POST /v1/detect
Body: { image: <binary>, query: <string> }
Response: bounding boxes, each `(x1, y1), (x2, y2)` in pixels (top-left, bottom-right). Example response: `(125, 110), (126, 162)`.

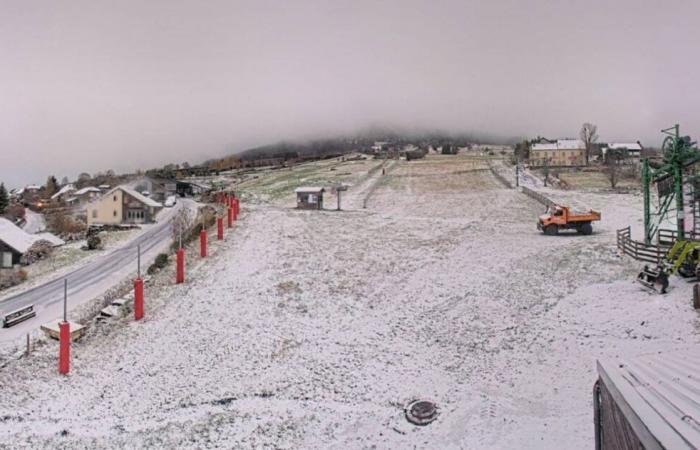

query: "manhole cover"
(405, 400), (438, 426)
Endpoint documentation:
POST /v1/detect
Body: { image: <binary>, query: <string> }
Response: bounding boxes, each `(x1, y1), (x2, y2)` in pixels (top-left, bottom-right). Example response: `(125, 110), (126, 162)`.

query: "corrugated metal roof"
(598, 348), (700, 449)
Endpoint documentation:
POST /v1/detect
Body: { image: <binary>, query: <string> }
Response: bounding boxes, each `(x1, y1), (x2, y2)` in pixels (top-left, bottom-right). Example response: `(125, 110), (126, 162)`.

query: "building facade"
(87, 186), (163, 226)
(529, 139), (586, 167)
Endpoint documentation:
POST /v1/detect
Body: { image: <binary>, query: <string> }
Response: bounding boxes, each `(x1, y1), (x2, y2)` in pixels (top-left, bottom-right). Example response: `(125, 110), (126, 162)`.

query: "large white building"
(529, 139), (586, 167)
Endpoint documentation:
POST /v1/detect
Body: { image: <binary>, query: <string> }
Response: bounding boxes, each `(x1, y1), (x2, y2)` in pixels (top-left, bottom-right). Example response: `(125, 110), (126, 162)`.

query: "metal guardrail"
(486, 160), (513, 189)
(520, 186), (557, 208)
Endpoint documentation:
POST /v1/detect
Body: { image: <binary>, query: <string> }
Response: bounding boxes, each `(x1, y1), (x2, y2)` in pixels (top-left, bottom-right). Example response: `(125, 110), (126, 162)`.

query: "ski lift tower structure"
(642, 124), (700, 245)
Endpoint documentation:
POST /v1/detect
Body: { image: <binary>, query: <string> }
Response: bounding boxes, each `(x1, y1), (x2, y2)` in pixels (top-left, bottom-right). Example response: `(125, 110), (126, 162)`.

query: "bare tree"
(171, 207), (194, 248)
(579, 122), (599, 165)
(604, 148), (626, 188)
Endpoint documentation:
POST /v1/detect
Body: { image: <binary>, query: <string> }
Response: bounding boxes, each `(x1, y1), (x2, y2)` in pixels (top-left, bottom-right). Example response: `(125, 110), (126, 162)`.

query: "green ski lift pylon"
(642, 125), (700, 245)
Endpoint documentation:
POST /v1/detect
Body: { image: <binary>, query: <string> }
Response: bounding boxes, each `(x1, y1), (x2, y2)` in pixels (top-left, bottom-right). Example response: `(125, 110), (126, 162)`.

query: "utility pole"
(63, 278), (67, 322)
(642, 158), (651, 245)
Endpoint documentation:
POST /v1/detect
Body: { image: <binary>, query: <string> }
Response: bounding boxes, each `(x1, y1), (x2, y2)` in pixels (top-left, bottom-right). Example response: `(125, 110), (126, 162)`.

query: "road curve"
(0, 202), (186, 342)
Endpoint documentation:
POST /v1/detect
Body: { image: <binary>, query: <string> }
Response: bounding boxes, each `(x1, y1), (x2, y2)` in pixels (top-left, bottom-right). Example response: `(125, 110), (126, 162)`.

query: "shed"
(594, 348), (700, 449)
(0, 218), (64, 268)
(295, 187), (325, 210)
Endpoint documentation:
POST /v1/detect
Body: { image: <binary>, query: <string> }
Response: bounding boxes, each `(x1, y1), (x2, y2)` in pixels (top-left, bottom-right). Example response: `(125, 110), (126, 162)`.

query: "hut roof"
(294, 187), (325, 194)
(597, 347), (700, 449)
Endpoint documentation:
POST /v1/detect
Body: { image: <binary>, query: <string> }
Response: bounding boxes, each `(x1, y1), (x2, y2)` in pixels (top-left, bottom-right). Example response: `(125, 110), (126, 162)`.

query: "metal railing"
(486, 160), (513, 189)
(520, 186), (557, 208)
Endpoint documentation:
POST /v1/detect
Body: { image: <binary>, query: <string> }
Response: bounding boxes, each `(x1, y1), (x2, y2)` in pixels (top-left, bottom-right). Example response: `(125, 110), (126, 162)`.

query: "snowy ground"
(0, 155), (698, 449)
(22, 209), (46, 234)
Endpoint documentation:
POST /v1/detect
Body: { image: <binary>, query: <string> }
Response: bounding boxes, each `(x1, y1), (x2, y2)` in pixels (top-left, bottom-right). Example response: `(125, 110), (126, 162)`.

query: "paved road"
(0, 201), (189, 342)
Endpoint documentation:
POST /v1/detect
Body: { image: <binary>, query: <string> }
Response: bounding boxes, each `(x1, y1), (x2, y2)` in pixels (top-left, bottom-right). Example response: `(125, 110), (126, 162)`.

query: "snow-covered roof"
(50, 184), (75, 200)
(532, 139), (586, 151)
(597, 348), (700, 449)
(294, 187), (325, 194)
(25, 185), (41, 191)
(118, 186), (162, 208)
(74, 187), (102, 196)
(33, 232), (65, 247)
(98, 184), (110, 189)
(0, 217), (44, 254)
(608, 142), (642, 151)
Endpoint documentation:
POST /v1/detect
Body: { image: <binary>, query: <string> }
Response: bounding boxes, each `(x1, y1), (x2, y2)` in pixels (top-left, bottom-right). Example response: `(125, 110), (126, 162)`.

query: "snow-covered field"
(1, 155), (697, 449)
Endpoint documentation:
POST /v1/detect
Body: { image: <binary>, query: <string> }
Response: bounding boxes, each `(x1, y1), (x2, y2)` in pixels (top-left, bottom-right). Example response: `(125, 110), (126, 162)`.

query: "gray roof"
(102, 186), (162, 208)
(294, 186), (325, 194)
(0, 218), (64, 254)
(597, 348), (700, 449)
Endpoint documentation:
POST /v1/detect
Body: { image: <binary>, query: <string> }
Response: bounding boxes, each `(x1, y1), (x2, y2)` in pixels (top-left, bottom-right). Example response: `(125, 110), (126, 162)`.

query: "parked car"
(164, 195), (177, 207)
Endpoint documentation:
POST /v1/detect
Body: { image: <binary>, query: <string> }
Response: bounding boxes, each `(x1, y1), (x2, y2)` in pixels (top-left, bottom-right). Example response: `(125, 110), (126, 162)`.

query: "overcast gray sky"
(2, 0), (700, 187)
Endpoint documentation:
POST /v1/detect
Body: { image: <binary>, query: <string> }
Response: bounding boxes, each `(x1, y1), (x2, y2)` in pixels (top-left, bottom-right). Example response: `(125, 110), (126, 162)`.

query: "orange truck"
(537, 205), (601, 235)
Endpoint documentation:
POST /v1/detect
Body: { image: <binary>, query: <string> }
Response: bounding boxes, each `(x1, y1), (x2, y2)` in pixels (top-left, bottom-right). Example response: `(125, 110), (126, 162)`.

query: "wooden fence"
(616, 226), (668, 264)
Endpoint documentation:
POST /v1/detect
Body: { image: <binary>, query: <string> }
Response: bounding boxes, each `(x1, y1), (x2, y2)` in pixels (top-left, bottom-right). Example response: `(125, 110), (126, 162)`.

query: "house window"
(92, 210), (97, 219)
(113, 195), (117, 202)
(113, 210), (117, 217)
(1, 252), (12, 268)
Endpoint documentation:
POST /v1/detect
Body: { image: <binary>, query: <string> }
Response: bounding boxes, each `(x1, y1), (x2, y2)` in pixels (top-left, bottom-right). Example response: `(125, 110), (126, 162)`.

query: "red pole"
(134, 278), (144, 320)
(59, 321), (70, 375)
(227, 207), (233, 228)
(235, 198), (240, 217)
(217, 217), (224, 240)
(176, 249), (185, 283)
(200, 229), (207, 257)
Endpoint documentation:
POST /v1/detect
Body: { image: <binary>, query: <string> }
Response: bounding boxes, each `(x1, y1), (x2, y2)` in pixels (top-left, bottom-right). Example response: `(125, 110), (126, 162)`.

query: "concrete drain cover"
(405, 400), (438, 426)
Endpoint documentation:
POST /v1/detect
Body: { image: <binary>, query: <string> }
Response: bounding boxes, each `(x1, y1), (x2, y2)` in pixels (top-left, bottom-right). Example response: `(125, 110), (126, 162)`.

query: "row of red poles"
(58, 192), (241, 375)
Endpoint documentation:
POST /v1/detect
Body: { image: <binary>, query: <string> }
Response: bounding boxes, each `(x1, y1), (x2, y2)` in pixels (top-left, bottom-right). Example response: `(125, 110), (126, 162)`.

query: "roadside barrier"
(59, 321), (70, 375)
(486, 160), (513, 189)
(176, 249), (185, 284)
(134, 278), (144, 320)
(520, 186), (557, 208)
(47, 197), (245, 376)
(200, 229), (207, 258)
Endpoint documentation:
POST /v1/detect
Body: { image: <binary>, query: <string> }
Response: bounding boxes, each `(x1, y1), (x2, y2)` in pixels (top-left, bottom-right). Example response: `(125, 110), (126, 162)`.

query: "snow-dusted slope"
(1, 156), (697, 449)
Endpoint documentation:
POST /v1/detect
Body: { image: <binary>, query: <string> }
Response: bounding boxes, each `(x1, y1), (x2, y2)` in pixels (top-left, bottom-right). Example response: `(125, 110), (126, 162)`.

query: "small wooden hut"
(294, 187), (325, 210)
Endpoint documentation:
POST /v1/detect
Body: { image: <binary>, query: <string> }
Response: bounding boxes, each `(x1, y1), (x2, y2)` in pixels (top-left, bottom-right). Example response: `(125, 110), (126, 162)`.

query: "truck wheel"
(544, 225), (558, 236)
(578, 223), (593, 235)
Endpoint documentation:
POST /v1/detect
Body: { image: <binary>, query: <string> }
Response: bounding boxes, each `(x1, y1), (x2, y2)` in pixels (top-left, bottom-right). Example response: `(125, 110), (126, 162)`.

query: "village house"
(295, 187), (325, 210)
(602, 142), (643, 160)
(132, 176), (177, 202)
(50, 184), (76, 203)
(65, 186), (102, 208)
(0, 218), (64, 268)
(529, 139), (586, 167)
(86, 186), (163, 226)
